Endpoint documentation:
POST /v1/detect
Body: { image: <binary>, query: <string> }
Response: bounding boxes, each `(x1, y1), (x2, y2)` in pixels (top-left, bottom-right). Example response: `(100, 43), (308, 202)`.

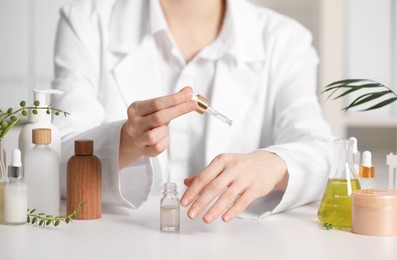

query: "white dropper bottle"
(349, 137), (360, 174)
(19, 89), (63, 162)
(359, 151), (376, 190)
(4, 149), (28, 225)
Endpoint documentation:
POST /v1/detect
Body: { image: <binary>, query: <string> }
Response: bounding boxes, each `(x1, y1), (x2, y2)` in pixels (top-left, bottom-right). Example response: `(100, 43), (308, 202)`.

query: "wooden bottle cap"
(75, 140), (93, 155)
(32, 128), (51, 144)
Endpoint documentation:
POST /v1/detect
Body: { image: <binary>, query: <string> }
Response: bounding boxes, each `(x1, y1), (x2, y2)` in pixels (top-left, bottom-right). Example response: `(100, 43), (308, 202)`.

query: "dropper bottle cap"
(359, 151), (375, 178)
(8, 149), (23, 179)
(193, 94), (233, 127)
(195, 95), (209, 114)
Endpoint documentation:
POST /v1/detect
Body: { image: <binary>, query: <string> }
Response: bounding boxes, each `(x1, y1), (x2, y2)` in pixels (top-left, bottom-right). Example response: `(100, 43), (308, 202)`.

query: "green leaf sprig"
(27, 202), (85, 227)
(323, 79), (397, 112)
(322, 222), (344, 231)
(0, 100), (70, 139)
(322, 222), (334, 230)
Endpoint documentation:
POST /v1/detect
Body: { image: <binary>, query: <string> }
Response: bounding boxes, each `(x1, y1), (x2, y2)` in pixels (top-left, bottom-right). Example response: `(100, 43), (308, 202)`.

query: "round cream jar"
(352, 190), (397, 236)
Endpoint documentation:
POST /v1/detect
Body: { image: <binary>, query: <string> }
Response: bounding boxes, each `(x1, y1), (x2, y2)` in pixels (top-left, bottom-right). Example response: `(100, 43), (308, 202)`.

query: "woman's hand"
(181, 150), (289, 223)
(119, 87), (197, 169)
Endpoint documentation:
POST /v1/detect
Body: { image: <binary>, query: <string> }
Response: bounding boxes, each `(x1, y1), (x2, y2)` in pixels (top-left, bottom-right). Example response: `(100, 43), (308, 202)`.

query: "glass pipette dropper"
(193, 95), (233, 127)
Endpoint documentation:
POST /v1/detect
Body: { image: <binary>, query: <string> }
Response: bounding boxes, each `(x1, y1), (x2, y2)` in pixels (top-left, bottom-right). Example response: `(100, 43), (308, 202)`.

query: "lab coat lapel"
(109, 0), (162, 105)
(112, 39), (162, 105)
(203, 0), (268, 164)
(204, 60), (263, 164)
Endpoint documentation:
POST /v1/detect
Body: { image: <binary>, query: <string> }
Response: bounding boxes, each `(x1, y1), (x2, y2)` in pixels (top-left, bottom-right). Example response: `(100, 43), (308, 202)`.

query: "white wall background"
(0, 0), (69, 111)
(346, 0), (396, 123)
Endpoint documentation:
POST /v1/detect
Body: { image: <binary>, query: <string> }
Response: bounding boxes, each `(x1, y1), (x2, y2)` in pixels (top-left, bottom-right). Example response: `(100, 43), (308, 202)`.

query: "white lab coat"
(52, 0), (334, 218)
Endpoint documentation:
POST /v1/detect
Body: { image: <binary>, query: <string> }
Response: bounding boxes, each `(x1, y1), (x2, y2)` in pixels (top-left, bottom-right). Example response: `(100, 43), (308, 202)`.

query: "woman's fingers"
(202, 182), (246, 224)
(222, 191), (256, 222)
(133, 86), (193, 116)
(134, 125), (168, 148)
(139, 100), (196, 132)
(184, 176), (195, 186)
(122, 87), (197, 160)
(180, 154), (228, 208)
(181, 151), (288, 224)
(185, 169), (234, 220)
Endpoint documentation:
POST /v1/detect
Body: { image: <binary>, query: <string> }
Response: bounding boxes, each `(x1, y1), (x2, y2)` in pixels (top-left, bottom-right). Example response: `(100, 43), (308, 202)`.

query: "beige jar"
(352, 190), (397, 236)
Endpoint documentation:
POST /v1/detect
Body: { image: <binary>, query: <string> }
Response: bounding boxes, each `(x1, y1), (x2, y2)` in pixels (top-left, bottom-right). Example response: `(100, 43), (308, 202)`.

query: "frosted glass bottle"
(18, 89), (63, 162)
(24, 128), (60, 216)
(160, 182), (180, 231)
(4, 149), (28, 225)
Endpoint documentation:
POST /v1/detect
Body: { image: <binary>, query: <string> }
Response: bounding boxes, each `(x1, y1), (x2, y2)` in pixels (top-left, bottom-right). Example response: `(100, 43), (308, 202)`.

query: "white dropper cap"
(8, 149), (23, 179)
(349, 137), (361, 166)
(359, 150), (374, 178)
(362, 151), (372, 167)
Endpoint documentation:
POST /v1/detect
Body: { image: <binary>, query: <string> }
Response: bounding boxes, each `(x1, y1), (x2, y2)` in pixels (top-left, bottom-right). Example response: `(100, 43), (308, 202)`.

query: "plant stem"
(27, 202), (85, 227)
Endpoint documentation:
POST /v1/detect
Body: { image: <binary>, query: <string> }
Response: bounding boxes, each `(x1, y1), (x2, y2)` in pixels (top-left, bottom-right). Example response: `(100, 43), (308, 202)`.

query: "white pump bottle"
(18, 89), (63, 162)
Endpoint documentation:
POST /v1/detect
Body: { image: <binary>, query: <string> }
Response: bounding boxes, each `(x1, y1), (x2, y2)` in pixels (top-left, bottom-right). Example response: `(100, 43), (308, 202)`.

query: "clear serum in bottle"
(160, 183), (180, 231)
(4, 149), (28, 225)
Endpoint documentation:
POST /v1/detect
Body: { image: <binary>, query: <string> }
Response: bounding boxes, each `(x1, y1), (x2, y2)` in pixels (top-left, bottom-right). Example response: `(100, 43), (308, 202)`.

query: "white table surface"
(3, 125), (397, 259)
(1, 195), (397, 260)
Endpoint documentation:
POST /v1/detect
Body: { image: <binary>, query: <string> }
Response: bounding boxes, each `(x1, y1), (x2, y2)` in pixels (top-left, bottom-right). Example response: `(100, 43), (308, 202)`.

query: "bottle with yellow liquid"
(318, 139), (361, 228)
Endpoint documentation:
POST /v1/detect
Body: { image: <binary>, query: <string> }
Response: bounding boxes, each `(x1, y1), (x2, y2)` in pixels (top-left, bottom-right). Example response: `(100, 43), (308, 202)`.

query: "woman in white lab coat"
(52, 0), (333, 223)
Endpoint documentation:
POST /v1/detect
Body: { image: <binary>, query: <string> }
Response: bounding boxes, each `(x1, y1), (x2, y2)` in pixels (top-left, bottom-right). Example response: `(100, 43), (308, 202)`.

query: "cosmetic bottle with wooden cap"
(24, 128), (60, 216)
(67, 140), (102, 220)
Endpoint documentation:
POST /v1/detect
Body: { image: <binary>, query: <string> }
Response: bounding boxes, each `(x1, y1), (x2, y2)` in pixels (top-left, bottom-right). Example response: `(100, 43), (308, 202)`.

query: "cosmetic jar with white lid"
(352, 189), (397, 236)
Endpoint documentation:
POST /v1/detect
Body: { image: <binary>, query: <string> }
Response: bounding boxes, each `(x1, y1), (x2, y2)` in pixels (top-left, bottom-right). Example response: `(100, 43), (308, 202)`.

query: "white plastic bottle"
(349, 137), (360, 175)
(24, 128), (59, 216)
(4, 149), (28, 225)
(18, 89), (63, 162)
(359, 151), (376, 190)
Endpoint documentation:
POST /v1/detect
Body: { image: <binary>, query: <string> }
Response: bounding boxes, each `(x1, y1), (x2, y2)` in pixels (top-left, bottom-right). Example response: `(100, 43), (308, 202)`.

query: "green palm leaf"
(323, 79), (397, 111)
(362, 97), (397, 111)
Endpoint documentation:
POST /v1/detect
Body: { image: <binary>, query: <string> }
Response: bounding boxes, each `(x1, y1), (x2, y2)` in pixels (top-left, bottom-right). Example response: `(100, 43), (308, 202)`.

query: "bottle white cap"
(362, 151), (372, 167)
(349, 137), (358, 153)
(29, 89), (64, 123)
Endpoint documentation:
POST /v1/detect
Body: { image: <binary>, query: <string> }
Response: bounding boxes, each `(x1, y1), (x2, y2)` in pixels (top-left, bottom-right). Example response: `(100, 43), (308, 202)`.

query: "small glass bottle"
(4, 149), (28, 225)
(359, 151), (376, 190)
(160, 182), (180, 231)
(318, 139), (361, 228)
